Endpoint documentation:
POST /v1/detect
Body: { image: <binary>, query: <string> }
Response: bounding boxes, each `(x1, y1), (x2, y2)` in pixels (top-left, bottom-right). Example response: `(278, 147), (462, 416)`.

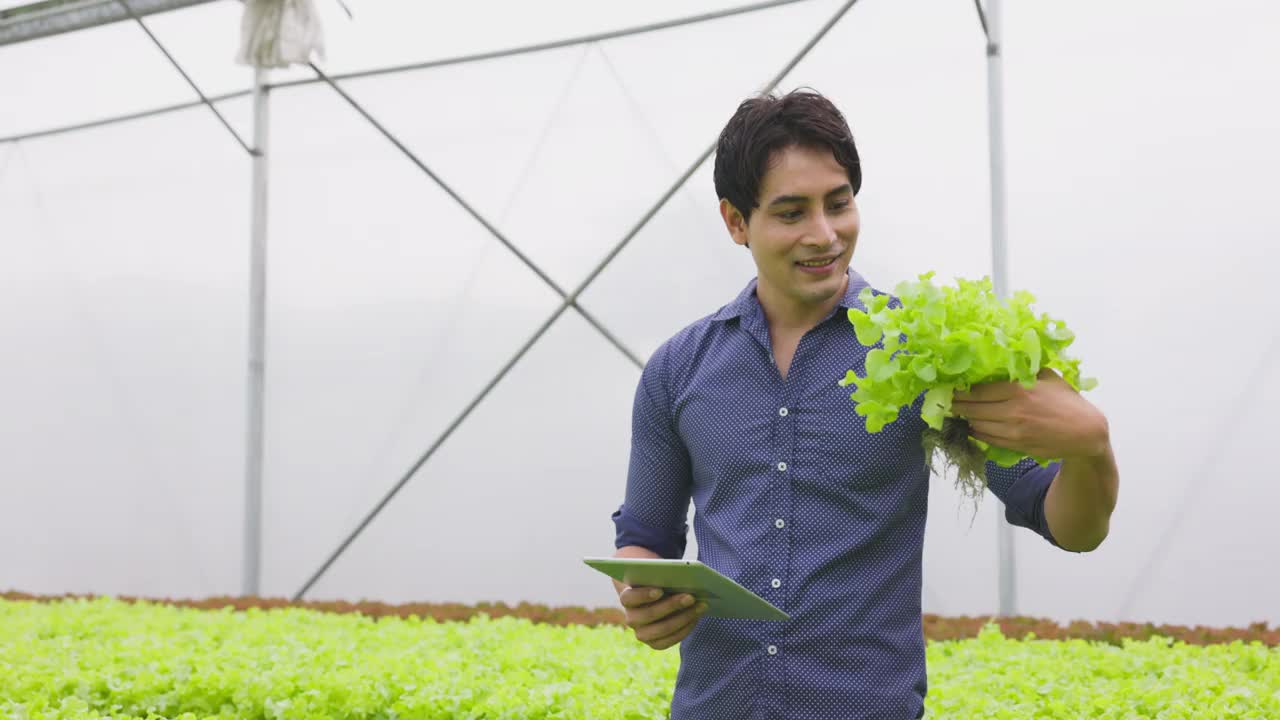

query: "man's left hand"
(951, 368), (1109, 461)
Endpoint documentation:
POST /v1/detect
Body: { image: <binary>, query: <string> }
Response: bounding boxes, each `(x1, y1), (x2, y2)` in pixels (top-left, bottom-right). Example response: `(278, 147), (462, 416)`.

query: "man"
(608, 89), (1119, 719)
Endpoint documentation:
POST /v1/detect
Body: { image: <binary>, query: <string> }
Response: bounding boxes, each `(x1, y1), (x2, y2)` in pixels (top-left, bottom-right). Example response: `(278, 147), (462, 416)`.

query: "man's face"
(721, 144), (860, 312)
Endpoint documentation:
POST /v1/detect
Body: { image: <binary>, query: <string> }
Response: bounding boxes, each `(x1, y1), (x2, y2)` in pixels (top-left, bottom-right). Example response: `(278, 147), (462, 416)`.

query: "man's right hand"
(617, 586), (708, 650)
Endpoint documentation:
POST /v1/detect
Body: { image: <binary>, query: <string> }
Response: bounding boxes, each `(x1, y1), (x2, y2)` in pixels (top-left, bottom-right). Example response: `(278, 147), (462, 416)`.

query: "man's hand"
(951, 367), (1109, 461)
(618, 586), (708, 651)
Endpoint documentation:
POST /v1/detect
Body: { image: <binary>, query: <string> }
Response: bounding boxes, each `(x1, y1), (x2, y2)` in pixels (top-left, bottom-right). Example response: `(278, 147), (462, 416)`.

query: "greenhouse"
(2, 0), (1277, 717)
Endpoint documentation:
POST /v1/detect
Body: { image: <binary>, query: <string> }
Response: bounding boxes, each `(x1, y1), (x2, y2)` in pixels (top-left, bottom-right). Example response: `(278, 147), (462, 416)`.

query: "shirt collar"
(711, 267), (873, 323)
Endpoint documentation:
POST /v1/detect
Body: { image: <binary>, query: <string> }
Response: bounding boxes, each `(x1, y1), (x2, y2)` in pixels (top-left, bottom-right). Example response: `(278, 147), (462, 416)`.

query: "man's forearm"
(1044, 442), (1119, 552)
(612, 545), (662, 595)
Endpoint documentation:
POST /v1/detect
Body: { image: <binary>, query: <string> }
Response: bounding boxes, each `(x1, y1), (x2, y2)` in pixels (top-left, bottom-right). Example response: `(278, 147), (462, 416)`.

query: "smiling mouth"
(796, 256), (838, 268)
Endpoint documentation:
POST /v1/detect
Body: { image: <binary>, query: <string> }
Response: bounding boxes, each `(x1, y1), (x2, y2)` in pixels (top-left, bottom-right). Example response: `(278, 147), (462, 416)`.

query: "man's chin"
(794, 278), (844, 305)
(819, 265), (852, 296)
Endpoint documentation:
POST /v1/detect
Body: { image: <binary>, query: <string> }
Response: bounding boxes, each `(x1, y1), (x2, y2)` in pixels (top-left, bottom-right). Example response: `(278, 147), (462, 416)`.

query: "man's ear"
(719, 198), (750, 248)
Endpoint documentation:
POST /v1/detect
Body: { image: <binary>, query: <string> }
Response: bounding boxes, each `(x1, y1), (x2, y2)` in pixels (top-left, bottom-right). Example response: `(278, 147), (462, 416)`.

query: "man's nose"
(806, 215), (837, 245)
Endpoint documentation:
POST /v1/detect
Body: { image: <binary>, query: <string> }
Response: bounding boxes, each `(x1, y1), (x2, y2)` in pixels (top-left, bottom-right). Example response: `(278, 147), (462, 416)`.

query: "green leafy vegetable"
(840, 272), (1097, 495)
(3, 597), (1277, 719)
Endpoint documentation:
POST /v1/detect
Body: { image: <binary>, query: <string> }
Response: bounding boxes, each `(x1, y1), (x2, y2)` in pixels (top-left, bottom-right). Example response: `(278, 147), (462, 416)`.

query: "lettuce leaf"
(840, 272), (1097, 469)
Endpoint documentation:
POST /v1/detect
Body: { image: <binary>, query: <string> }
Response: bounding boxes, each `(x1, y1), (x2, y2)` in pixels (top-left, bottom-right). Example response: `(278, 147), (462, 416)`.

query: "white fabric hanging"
(236, 0), (325, 69)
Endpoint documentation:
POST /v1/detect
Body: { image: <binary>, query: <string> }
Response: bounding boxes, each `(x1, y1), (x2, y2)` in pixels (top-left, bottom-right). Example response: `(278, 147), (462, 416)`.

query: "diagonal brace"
(305, 60), (643, 369)
(116, 0), (257, 155)
(972, 0), (997, 55)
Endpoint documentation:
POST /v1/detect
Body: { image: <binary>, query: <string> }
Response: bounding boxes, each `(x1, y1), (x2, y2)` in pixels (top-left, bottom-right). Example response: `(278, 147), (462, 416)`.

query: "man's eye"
(829, 199), (851, 212)
(778, 209), (803, 221)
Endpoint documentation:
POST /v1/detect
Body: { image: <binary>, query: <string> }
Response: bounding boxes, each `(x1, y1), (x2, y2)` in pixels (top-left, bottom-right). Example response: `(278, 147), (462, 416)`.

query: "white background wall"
(1, 0), (1276, 629)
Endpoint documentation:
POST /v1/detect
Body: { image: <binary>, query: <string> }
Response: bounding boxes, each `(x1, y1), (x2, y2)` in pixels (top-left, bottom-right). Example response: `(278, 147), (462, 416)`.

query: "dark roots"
(922, 416), (990, 515)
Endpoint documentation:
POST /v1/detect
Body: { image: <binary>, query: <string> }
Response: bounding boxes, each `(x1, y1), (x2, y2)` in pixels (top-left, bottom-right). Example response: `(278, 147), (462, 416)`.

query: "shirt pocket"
(804, 394), (928, 491)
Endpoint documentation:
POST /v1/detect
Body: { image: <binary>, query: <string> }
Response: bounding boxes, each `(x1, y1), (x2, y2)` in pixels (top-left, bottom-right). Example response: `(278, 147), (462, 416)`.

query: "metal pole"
(983, 0), (1016, 617)
(243, 67), (269, 597)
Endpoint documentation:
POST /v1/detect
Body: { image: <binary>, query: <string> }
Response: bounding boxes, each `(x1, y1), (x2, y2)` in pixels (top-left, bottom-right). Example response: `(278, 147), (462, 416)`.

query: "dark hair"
(713, 88), (862, 223)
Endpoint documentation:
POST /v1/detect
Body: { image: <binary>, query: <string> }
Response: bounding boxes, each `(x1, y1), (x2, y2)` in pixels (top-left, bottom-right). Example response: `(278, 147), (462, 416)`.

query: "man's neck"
(755, 272), (848, 336)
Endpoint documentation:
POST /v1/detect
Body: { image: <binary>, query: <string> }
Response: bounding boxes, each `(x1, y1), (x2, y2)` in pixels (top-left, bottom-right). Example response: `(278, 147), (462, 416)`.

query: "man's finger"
(638, 604), (705, 645)
(619, 586), (663, 609)
(647, 614), (701, 650)
(954, 381), (1017, 402)
(630, 593), (698, 628)
(969, 425), (1014, 442)
(950, 400), (1009, 421)
(965, 418), (1018, 437)
(636, 607), (695, 642)
(644, 593), (699, 625)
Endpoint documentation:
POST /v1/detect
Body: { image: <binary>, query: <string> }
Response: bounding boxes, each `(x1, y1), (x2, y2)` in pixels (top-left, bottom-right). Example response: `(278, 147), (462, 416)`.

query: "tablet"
(583, 556), (789, 621)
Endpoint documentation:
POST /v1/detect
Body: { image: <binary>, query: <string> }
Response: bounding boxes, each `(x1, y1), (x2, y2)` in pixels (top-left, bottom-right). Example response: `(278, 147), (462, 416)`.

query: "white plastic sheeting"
(1, 0), (1277, 629)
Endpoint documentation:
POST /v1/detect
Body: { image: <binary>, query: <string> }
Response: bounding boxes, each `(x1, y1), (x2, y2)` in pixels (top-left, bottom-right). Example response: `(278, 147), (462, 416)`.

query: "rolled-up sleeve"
(612, 342), (692, 559)
(984, 457), (1067, 550)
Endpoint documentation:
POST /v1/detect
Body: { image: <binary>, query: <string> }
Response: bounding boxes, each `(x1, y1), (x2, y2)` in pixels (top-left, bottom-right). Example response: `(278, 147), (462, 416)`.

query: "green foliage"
(841, 272), (1096, 470)
(926, 623), (1280, 719)
(0, 597), (676, 720)
(5, 598), (1278, 719)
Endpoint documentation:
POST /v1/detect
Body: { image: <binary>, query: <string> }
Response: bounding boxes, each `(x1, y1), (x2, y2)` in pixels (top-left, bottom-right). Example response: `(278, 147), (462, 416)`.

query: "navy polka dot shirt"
(612, 269), (1065, 720)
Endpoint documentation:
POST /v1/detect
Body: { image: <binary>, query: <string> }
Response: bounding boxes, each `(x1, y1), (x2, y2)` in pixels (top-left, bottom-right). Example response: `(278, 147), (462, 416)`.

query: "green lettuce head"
(840, 271), (1097, 500)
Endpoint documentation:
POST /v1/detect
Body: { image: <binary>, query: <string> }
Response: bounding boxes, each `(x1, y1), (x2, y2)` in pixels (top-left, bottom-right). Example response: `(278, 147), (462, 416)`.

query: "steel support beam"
(243, 67), (269, 597)
(0, 0), (216, 47)
(979, 0), (1018, 617)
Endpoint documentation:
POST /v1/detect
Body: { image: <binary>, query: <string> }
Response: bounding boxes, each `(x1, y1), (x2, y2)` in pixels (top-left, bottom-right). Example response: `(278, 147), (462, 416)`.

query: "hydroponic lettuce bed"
(2, 593), (1277, 719)
(5, 591), (1277, 647)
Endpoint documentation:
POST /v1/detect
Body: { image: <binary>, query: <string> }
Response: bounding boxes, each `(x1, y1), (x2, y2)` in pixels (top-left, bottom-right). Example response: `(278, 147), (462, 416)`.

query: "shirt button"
(776, 461), (787, 472)
(767, 645), (778, 655)
(771, 578), (781, 588)
(775, 518), (785, 529)
(778, 407), (788, 417)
